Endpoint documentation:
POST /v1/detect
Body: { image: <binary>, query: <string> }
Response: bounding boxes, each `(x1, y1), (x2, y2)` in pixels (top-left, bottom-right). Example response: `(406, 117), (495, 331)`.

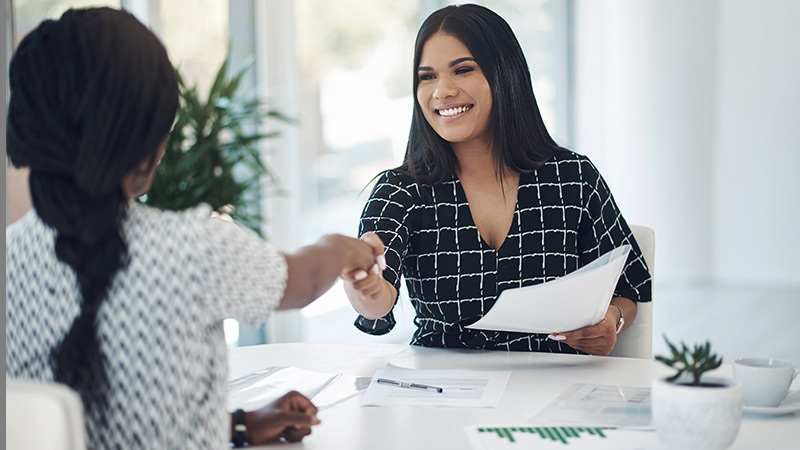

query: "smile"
(436, 105), (472, 117)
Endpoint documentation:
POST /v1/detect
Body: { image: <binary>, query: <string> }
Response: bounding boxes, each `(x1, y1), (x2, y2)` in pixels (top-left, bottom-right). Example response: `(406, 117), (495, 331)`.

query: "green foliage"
(141, 54), (290, 237)
(655, 335), (723, 386)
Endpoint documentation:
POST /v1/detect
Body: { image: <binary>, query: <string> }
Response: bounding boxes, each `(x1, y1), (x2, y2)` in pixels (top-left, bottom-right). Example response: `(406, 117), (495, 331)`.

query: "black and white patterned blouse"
(355, 150), (651, 352)
(6, 202), (287, 449)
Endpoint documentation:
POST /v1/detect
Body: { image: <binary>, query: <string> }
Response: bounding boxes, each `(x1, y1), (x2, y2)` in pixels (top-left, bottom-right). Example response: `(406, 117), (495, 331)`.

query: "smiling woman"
(416, 33), (493, 154)
(342, 3), (652, 356)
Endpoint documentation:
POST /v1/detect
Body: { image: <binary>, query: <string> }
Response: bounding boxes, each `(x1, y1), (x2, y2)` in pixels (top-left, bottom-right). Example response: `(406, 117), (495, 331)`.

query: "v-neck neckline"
(453, 173), (520, 252)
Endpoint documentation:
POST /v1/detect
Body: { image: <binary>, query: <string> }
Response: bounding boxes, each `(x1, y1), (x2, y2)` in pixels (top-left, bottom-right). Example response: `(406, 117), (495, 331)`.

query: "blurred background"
(5, 0), (799, 363)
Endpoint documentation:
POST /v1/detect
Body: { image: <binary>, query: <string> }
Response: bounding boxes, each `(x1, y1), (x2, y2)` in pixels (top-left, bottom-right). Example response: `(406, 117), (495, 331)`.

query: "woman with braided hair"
(6, 7), (383, 448)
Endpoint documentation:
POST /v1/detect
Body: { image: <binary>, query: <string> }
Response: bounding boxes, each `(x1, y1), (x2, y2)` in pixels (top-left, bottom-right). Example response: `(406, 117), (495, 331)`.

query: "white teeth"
(438, 105), (470, 117)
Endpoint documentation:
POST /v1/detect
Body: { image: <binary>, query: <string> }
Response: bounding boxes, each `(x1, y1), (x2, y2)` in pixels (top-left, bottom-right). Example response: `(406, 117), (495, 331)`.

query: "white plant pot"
(652, 376), (743, 450)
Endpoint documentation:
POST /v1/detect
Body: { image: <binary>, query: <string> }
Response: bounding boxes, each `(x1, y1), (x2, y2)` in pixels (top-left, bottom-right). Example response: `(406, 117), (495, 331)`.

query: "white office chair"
(609, 224), (655, 359)
(6, 378), (88, 450)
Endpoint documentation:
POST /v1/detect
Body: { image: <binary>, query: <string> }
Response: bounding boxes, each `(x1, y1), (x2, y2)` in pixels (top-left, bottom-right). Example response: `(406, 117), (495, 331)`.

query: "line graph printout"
(533, 384), (653, 429)
(464, 426), (667, 450)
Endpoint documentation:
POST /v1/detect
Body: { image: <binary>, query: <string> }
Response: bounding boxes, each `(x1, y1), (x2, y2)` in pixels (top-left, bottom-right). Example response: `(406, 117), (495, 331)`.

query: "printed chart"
(465, 425), (667, 449)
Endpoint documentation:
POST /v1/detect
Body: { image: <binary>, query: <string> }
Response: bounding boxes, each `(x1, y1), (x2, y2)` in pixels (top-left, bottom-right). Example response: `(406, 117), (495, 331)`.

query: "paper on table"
(228, 366), (364, 412)
(464, 425), (665, 450)
(466, 245), (631, 334)
(533, 383), (653, 430)
(361, 363), (510, 407)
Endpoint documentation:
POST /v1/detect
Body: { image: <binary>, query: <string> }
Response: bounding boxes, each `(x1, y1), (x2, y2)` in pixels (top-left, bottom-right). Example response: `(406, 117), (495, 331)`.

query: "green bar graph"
(477, 427), (609, 445)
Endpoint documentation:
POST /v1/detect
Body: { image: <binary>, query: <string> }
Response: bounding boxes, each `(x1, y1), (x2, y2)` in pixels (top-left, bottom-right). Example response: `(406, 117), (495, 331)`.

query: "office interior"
(5, 0), (799, 365)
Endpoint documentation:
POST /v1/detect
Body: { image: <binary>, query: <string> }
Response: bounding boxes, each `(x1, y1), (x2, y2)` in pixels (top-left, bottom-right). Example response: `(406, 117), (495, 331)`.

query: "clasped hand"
(246, 391), (321, 444)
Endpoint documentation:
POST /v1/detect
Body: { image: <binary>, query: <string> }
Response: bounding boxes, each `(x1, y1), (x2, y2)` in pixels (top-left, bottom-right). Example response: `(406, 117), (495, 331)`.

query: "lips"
(436, 104), (473, 117)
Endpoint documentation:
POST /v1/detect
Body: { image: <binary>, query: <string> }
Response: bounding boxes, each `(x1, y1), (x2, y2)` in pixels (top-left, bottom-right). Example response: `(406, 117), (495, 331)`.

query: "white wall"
(574, 0), (800, 287)
(712, 0), (800, 285)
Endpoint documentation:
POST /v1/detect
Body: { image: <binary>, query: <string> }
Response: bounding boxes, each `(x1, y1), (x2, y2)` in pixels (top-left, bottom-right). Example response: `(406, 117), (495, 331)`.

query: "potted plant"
(141, 54), (290, 236)
(652, 336), (743, 450)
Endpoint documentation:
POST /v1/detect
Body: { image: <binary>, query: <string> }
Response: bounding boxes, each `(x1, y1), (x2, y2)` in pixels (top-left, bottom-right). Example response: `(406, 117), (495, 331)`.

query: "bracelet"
(232, 409), (248, 447)
(611, 304), (625, 335)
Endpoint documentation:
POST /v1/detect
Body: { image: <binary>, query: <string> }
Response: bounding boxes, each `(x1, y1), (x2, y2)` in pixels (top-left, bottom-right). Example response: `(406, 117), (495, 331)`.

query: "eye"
(418, 73), (435, 81)
(454, 66), (474, 75)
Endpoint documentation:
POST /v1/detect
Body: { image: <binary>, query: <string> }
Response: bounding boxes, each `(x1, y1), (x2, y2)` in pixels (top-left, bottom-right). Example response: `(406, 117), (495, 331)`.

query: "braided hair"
(6, 7), (178, 413)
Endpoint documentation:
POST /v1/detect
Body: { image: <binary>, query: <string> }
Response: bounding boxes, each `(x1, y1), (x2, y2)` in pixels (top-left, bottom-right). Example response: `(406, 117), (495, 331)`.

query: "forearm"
(279, 235), (355, 310)
(344, 276), (397, 319)
(610, 296), (637, 334)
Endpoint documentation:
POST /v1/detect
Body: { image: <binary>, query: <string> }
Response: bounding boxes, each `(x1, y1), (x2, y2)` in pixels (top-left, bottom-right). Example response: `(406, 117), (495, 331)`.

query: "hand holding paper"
(466, 246), (631, 334)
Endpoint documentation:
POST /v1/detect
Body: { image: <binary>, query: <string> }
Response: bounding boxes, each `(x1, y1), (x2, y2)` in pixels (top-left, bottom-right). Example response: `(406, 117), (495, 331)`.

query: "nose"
(433, 78), (458, 100)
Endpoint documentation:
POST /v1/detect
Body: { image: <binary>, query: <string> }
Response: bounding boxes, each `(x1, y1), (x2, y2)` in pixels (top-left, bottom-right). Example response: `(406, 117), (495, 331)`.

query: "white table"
(229, 343), (799, 449)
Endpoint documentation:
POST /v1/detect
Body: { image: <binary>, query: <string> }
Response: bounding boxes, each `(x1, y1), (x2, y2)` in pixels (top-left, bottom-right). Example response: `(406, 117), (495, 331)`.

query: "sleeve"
(577, 158), (652, 303)
(354, 171), (417, 335)
(197, 211), (288, 325)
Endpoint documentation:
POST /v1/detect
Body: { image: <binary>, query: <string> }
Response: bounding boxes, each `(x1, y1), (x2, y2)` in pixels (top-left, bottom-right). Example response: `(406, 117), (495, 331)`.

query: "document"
(464, 425), (665, 449)
(361, 363), (510, 407)
(466, 245), (631, 334)
(228, 366), (365, 412)
(533, 383), (653, 429)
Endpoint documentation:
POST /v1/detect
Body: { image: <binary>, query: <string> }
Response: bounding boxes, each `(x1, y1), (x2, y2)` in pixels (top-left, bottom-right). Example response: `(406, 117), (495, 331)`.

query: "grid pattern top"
(355, 150), (651, 352)
(6, 202), (287, 449)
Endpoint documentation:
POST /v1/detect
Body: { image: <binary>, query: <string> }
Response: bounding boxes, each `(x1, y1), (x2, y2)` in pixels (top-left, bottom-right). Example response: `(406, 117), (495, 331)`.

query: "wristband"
(611, 304), (624, 335)
(232, 409), (248, 447)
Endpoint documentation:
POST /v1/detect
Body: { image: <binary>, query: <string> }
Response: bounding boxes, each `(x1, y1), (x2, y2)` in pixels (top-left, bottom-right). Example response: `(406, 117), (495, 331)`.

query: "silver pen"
(375, 377), (444, 393)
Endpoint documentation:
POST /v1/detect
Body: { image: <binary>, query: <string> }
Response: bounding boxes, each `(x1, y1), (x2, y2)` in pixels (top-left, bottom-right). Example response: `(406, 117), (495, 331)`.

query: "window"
(7, 0), (572, 346)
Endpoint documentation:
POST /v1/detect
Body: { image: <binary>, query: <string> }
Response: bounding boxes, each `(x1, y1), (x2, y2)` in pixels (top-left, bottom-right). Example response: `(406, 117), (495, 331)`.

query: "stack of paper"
(228, 366), (365, 411)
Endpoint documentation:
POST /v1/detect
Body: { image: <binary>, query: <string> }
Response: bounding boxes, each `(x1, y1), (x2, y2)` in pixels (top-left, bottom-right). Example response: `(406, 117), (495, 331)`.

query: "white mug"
(732, 357), (799, 407)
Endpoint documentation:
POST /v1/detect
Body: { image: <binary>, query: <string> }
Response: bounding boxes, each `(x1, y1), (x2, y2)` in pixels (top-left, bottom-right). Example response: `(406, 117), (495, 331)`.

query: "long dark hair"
(400, 3), (565, 185)
(6, 7), (179, 413)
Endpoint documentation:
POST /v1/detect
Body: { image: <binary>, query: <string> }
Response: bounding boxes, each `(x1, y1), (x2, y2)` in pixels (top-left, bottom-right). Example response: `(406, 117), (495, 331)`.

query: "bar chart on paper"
(464, 426), (666, 449)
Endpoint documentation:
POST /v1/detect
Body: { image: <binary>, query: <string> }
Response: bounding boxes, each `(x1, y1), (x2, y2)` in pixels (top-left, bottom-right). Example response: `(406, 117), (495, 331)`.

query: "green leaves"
(655, 335), (723, 386)
(141, 53), (291, 237)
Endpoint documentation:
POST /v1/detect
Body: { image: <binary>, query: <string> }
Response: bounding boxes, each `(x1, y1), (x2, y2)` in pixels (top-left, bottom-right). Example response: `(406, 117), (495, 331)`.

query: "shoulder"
(6, 210), (55, 257)
(6, 209), (39, 242)
(375, 169), (417, 189)
(371, 169), (424, 202)
(123, 202), (215, 253)
(126, 202), (211, 231)
(535, 150), (602, 183)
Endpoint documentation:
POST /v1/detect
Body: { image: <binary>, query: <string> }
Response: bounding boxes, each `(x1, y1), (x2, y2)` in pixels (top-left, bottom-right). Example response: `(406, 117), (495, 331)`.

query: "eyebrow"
(417, 57), (477, 72)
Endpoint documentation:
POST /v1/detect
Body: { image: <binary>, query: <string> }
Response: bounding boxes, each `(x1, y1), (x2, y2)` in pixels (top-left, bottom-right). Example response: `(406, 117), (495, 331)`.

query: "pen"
(375, 378), (444, 393)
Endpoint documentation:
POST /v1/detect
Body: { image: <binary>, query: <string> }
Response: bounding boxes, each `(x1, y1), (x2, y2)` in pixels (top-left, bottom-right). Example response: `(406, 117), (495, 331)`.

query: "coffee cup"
(732, 357), (799, 407)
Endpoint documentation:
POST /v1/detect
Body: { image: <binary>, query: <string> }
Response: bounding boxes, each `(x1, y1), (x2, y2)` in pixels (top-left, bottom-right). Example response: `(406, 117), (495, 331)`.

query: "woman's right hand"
(341, 233), (397, 319)
(338, 231), (386, 276)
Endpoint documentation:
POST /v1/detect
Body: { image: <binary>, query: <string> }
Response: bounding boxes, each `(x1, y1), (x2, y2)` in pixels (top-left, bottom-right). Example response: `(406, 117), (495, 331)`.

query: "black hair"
(400, 3), (566, 185)
(6, 7), (179, 413)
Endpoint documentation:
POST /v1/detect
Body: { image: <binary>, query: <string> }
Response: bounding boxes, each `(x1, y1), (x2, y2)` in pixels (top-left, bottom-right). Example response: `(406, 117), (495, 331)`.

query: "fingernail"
(372, 264), (381, 275)
(548, 334), (566, 341)
(377, 254), (386, 271)
(354, 271), (367, 281)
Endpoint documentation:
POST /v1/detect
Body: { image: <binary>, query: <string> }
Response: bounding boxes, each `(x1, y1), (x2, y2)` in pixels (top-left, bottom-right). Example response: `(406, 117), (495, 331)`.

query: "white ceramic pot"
(652, 376), (743, 450)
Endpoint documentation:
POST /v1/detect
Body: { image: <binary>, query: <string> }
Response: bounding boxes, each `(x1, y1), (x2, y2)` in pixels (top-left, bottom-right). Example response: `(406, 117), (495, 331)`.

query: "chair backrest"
(609, 224), (655, 359)
(6, 378), (87, 450)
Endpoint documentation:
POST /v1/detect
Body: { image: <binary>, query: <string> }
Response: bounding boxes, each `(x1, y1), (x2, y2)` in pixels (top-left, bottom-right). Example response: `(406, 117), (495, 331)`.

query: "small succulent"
(655, 335), (722, 386)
